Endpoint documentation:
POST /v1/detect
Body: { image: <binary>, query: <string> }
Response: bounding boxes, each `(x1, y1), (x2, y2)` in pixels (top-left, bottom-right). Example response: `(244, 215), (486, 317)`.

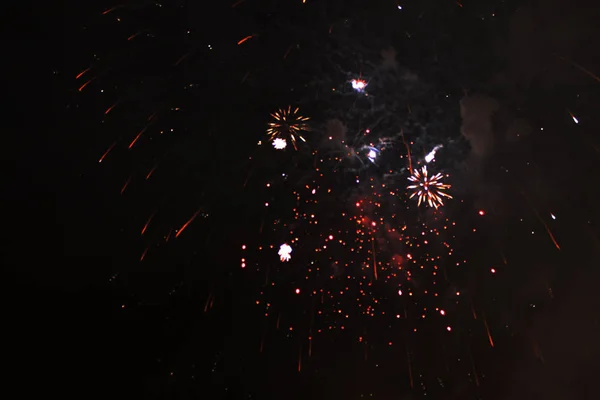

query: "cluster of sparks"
(266, 106), (310, 150)
(76, 1), (587, 396)
(407, 166), (453, 209)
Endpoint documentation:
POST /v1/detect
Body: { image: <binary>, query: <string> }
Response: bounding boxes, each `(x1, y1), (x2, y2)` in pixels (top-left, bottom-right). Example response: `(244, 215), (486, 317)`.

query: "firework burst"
(267, 106), (310, 150)
(407, 166), (453, 209)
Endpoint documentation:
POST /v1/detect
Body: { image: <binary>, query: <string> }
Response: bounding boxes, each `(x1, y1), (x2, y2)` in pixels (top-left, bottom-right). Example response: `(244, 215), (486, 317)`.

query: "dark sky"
(5, 1), (600, 399)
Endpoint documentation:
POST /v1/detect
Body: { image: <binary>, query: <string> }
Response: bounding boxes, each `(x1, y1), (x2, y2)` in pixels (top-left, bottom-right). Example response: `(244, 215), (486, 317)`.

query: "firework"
(272, 138), (287, 150)
(267, 106), (310, 150)
(407, 166), (453, 209)
(278, 243), (292, 262)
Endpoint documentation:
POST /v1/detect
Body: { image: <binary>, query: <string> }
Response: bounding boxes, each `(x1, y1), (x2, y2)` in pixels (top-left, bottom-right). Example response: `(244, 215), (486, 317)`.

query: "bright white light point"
(242, 245), (246, 250)
(446, 326), (452, 332)
(278, 243), (292, 262)
(396, 314), (401, 318)
(478, 210), (485, 216)
(272, 138), (287, 149)
(351, 79), (367, 91)
(571, 114), (579, 124)
(491, 268), (496, 274)
(312, 189), (316, 194)
(425, 145), (442, 163)
(440, 310), (446, 315)
(295, 288), (300, 294)
(398, 289), (403, 296)
(551, 213), (556, 220)
(265, 202), (269, 207)
(328, 235), (333, 240)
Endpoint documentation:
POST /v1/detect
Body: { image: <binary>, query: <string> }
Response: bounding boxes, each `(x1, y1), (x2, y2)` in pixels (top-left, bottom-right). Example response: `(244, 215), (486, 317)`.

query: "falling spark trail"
(173, 52), (190, 66)
(102, 6), (124, 15)
(140, 247), (148, 261)
(204, 293), (213, 313)
(78, 78), (94, 91)
(175, 209), (202, 238)
(104, 102), (119, 114)
(400, 129), (413, 173)
(99, 141), (116, 163)
(555, 54), (600, 83)
(121, 176), (132, 194)
(568, 110), (579, 124)
(237, 35), (253, 45)
(75, 68), (90, 80)
(522, 191), (561, 250)
(127, 31), (141, 41)
(146, 165), (156, 179)
(141, 211), (156, 235)
(231, 0), (247, 7)
(298, 346), (302, 372)
(371, 237), (378, 280)
(483, 314), (494, 348)
(128, 126), (149, 149)
(283, 45), (293, 59)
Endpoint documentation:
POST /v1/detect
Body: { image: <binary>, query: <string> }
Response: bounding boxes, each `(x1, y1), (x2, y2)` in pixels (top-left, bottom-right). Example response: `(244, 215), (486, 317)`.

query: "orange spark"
(204, 293), (213, 313)
(127, 31), (141, 41)
(483, 315), (494, 348)
(455, 1), (463, 7)
(146, 165), (157, 180)
(128, 126), (148, 149)
(141, 211), (156, 235)
(121, 176), (132, 195)
(173, 52), (190, 66)
(104, 102), (119, 115)
(102, 6), (123, 15)
(78, 78), (94, 92)
(75, 68), (90, 80)
(237, 35), (253, 45)
(99, 141), (116, 163)
(140, 247), (148, 261)
(555, 54), (600, 84)
(175, 209), (202, 238)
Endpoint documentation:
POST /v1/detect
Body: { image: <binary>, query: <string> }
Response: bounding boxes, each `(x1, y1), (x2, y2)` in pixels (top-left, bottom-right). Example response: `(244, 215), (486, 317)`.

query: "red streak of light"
(204, 293), (212, 313)
(298, 348), (302, 372)
(231, 0), (246, 7)
(127, 31), (141, 41)
(555, 54), (600, 84)
(308, 337), (312, 357)
(165, 229), (173, 242)
(102, 7), (120, 15)
(141, 211), (156, 235)
(78, 79), (94, 91)
(146, 166), (157, 180)
(76, 68), (90, 80)
(175, 209), (201, 238)
(283, 45), (293, 59)
(140, 247), (148, 261)
(104, 102), (118, 114)
(173, 52), (190, 66)
(483, 316), (495, 348)
(455, 1), (463, 7)
(237, 35), (253, 45)
(121, 176), (132, 195)
(99, 141), (116, 163)
(128, 126), (148, 149)
(371, 238), (378, 280)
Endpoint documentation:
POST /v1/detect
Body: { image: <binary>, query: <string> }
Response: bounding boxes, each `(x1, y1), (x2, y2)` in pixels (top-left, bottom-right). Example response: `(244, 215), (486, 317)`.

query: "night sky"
(6, 0), (600, 399)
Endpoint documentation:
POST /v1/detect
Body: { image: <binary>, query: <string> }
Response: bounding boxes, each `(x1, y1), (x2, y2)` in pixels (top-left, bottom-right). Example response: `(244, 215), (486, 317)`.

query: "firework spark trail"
(99, 141), (116, 163)
(141, 210), (156, 235)
(175, 209), (202, 238)
(521, 191), (561, 250)
(555, 54), (600, 84)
